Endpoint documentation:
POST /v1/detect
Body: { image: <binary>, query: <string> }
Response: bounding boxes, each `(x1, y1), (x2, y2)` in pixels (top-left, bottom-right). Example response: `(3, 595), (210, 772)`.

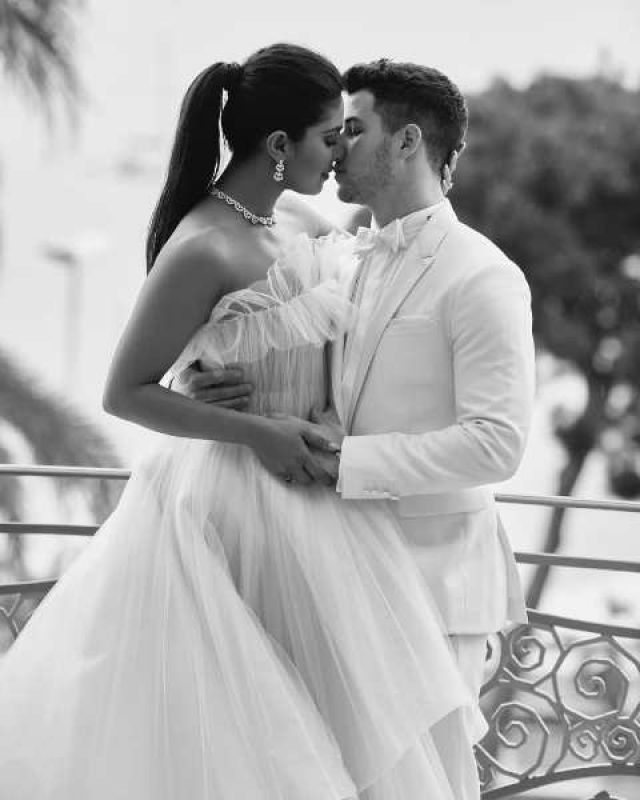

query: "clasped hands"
(172, 362), (344, 487)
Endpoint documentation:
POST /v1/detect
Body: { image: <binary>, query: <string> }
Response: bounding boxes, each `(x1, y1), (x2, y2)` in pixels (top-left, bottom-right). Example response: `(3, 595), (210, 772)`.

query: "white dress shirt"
(339, 202), (446, 491)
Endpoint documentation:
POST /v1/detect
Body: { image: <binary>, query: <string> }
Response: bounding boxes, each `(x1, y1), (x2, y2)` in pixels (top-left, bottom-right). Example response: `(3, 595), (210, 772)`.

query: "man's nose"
(333, 134), (348, 162)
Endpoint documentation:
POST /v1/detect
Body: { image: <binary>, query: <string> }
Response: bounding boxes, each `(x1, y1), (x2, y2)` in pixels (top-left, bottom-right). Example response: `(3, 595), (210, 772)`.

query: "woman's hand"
(248, 415), (341, 486)
(309, 406), (346, 451)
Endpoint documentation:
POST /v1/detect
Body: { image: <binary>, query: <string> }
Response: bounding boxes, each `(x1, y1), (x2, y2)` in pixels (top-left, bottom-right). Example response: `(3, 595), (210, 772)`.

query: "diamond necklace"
(209, 186), (276, 227)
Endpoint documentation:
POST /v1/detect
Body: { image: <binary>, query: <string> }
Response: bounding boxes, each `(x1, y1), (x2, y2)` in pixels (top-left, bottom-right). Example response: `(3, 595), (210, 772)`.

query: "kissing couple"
(0, 43), (534, 800)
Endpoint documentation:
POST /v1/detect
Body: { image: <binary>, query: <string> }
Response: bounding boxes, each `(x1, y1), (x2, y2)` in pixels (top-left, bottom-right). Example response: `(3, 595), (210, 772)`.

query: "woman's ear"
(266, 130), (290, 163)
(398, 123), (423, 159)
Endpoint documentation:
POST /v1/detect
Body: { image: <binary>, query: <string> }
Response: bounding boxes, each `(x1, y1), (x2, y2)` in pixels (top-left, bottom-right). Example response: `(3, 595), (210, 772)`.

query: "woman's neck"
(216, 157), (282, 217)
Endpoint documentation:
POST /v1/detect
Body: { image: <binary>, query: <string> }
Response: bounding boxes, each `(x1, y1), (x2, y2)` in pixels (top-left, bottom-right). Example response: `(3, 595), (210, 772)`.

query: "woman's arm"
(103, 234), (338, 484)
(103, 233), (243, 439)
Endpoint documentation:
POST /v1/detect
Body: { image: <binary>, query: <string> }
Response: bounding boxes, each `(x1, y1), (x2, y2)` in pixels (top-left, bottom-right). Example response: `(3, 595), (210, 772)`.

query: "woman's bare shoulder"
(155, 222), (236, 289)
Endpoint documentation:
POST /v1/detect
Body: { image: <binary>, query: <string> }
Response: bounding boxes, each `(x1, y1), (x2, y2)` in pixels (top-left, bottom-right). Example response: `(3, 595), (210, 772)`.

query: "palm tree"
(0, 0), (121, 564)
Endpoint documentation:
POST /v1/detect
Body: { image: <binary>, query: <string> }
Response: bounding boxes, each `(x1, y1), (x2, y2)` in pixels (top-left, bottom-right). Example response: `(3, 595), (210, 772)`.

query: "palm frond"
(0, 0), (85, 120)
(0, 347), (122, 519)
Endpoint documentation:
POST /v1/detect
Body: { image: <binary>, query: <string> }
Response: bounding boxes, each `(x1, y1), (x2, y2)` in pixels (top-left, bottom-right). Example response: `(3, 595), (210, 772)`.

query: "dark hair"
(343, 59), (467, 172)
(146, 43), (343, 271)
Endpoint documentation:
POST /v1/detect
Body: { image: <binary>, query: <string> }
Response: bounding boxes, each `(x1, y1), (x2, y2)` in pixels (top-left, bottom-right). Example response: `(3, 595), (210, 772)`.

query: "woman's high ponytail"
(146, 63), (229, 272)
(145, 45), (343, 272)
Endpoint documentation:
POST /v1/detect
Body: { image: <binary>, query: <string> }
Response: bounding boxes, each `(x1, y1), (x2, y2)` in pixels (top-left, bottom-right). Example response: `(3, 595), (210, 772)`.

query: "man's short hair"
(343, 59), (468, 170)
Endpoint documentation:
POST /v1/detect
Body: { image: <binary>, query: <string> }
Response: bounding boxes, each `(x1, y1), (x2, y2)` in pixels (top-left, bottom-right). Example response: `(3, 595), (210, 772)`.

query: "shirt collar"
(353, 200), (447, 257)
(372, 200), (447, 243)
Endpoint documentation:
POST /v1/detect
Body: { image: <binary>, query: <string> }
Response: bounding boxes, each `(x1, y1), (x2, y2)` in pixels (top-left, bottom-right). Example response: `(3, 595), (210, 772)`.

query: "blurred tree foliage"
(454, 74), (640, 607)
(0, 0), (84, 117)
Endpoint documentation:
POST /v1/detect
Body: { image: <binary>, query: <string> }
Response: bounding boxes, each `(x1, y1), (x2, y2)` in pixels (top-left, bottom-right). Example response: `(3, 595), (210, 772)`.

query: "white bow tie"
(353, 219), (407, 256)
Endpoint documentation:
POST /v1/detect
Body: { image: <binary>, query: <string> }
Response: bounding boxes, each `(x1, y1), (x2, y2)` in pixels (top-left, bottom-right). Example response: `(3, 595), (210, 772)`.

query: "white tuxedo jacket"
(332, 201), (534, 634)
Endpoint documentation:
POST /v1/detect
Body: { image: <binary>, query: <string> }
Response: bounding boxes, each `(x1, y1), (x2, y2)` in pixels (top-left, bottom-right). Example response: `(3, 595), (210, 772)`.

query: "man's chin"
(336, 183), (358, 204)
(294, 178), (325, 197)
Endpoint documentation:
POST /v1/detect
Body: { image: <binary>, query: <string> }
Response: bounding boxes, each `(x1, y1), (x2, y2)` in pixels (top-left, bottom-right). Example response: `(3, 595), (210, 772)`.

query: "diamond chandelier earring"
(441, 146), (463, 196)
(273, 159), (285, 183)
(441, 163), (454, 195)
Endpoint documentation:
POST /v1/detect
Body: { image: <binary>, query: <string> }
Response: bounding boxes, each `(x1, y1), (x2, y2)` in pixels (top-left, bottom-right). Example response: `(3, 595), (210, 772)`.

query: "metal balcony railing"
(1, 464), (639, 800)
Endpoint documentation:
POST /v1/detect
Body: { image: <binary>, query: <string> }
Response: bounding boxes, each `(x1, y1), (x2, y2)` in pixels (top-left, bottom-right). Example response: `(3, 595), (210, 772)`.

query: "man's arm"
(337, 264), (536, 499)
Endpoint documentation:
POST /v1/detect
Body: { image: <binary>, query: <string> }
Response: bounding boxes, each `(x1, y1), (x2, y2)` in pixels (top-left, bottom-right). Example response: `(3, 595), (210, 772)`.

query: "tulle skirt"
(0, 435), (480, 799)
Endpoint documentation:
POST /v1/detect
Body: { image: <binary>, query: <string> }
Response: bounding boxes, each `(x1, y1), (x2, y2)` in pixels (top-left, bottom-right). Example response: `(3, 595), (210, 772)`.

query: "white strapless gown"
(0, 234), (480, 799)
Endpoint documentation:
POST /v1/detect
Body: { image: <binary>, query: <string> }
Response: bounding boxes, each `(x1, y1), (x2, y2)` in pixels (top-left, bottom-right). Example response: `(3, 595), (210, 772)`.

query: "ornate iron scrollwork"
(477, 611), (640, 797)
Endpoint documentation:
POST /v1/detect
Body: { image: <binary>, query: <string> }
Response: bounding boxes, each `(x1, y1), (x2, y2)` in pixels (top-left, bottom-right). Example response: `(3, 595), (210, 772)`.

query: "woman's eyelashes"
(343, 123), (362, 139)
(323, 132), (341, 148)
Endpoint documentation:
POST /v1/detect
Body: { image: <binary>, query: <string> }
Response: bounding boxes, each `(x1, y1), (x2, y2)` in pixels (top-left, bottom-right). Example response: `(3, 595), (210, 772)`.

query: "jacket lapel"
(343, 202), (457, 432)
(329, 336), (346, 426)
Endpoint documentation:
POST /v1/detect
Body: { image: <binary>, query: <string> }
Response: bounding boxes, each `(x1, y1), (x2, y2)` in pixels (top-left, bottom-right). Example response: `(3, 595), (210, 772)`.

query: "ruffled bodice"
(171, 232), (356, 419)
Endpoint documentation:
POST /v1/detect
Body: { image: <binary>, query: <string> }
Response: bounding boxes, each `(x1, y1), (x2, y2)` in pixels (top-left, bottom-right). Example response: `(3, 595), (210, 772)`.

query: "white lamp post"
(42, 232), (109, 391)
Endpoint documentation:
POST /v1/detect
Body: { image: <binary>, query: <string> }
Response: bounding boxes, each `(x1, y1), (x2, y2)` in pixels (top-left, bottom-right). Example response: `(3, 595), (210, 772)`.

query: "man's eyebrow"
(322, 125), (343, 134)
(343, 115), (363, 124)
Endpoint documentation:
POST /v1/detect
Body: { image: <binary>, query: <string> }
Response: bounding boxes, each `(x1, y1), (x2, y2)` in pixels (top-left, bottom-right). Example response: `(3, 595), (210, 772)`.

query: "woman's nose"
(333, 135), (347, 161)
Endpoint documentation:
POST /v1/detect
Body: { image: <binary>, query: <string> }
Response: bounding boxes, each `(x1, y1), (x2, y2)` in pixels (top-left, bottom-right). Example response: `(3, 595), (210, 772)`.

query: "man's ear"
(266, 130), (290, 163)
(398, 123), (423, 159)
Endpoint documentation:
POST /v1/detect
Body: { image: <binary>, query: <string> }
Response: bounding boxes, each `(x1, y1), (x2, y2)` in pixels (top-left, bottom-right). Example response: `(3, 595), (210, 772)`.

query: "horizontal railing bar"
(481, 763), (640, 798)
(1, 532), (636, 579)
(0, 465), (130, 479)
(527, 609), (640, 639)
(514, 551), (640, 572)
(495, 491), (640, 513)
(2, 465), (640, 513)
(0, 579), (56, 595)
(2, 528), (640, 579)
(0, 523), (97, 536)
(2, 579), (638, 639)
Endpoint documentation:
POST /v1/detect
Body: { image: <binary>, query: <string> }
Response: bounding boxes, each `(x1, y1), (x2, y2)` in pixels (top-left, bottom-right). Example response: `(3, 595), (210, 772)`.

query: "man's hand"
(171, 361), (253, 410)
(305, 449), (341, 484)
(306, 406), (345, 486)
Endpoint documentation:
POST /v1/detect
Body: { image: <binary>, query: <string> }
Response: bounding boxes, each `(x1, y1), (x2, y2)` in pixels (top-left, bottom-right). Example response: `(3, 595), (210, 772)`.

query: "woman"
(0, 44), (476, 799)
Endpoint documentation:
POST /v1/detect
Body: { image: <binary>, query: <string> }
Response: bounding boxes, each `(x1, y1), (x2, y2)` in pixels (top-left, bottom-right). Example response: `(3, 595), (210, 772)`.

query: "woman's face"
(285, 98), (344, 195)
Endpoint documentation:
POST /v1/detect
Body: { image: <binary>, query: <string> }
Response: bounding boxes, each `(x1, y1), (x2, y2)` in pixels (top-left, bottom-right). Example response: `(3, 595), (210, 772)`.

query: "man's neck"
(369, 178), (445, 229)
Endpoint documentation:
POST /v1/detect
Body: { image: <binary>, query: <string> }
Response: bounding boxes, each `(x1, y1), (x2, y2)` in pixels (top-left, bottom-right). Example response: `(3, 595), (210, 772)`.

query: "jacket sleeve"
(337, 262), (536, 499)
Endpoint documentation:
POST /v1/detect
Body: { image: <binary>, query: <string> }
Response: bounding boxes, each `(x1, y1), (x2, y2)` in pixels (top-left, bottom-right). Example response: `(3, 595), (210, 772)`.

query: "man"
(177, 60), (535, 799)
(328, 60), (534, 799)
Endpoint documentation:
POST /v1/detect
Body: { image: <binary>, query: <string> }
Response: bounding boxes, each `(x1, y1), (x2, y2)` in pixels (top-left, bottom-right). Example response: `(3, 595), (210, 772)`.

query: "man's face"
(334, 90), (394, 206)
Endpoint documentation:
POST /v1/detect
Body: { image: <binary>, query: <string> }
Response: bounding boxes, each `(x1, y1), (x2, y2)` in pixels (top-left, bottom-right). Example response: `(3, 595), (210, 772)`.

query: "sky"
(75, 0), (640, 146)
(100, 0), (640, 89)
